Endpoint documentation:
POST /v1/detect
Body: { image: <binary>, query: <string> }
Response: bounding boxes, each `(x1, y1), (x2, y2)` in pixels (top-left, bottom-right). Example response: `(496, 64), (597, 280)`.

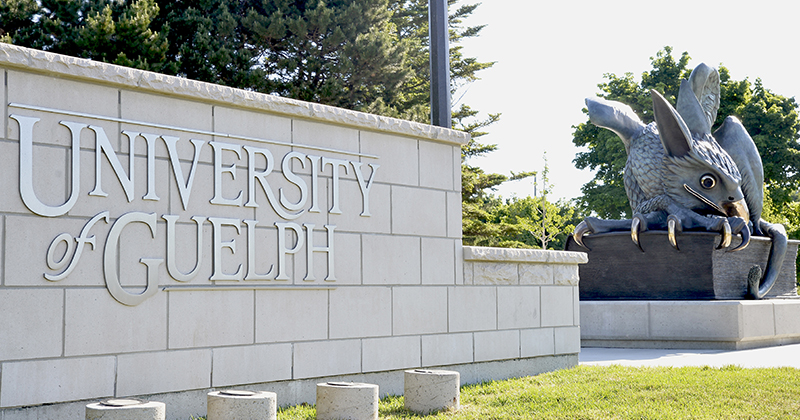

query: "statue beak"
(684, 184), (749, 222)
(722, 198), (749, 224)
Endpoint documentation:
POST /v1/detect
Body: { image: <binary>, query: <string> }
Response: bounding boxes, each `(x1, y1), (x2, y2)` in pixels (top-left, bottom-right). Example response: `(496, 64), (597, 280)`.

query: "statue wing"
(676, 64), (720, 136)
(688, 63), (720, 128)
(714, 116), (764, 233)
(585, 97), (645, 154)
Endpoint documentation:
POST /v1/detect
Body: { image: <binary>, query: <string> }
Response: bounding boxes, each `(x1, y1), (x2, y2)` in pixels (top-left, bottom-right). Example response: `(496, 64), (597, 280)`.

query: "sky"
(457, 0), (800, 202)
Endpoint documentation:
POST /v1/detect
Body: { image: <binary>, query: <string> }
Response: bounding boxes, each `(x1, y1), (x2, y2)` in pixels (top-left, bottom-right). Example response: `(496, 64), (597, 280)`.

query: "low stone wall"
(463, 246), (587, 357)
(0, 44), (588, 420)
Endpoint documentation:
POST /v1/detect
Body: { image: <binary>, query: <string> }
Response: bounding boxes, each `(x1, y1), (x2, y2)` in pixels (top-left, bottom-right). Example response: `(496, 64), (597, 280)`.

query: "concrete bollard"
(316, 382), (379, 420)
(404, 369), (460, 414)
(85, 398), (165, 420)
(207, 390), (277, 420)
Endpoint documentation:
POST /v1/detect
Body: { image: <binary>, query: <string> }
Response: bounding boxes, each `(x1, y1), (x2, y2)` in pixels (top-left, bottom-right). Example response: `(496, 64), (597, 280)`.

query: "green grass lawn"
(272, 365), (800, 419)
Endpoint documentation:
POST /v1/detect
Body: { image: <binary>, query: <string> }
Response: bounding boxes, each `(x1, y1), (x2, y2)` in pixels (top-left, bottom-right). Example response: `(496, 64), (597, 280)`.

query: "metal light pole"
(429, 0), (451, 128)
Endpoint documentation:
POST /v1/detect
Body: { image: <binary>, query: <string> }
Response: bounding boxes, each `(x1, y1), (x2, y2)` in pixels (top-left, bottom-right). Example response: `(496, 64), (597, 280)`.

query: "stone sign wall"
(0, 44), (584, 419)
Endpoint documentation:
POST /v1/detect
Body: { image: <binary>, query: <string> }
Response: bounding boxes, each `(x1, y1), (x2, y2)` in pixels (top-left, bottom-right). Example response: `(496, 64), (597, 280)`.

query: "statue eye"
(700, 174), (716, 189)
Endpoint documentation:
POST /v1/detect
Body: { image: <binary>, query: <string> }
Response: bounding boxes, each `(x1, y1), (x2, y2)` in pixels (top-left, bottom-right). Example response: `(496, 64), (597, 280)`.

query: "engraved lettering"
(209, 217), (243, 281)
(243, 219), (275, 280)
(139, 132), (161, 201)
(322, 157), (349, 214)
(12, 115), (83, 217)
(44, 211), (110, 281)
(351, 162), (379, 217)
(163, 136), (204, 210)
(306, 155), (322, 213)
(210, 141), (243, 207)
(163, 214), (206, 282)
(244, 145), (302, 220)
(280, 151), (308, 212)
(12, 110), (383, 305)
(89, 127), (136, 201)
(103, 212), (162, 306)
(303, 223), (336, 281)
(275, 222), (304, 281)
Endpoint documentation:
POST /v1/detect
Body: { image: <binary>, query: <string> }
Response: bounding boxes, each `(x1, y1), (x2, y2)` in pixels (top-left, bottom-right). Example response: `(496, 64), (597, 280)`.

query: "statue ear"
(651, 89), (693, 158)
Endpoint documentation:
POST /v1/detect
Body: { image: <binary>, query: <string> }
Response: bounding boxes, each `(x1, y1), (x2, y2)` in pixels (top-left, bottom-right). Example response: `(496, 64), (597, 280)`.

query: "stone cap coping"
(463, 245), (588, 264)
(0, 43), (470, 146)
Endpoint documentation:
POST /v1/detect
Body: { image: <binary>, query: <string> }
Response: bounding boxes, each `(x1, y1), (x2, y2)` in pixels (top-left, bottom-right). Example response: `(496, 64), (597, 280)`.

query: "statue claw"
(667, 215), (682, 251)
(729, 221), (750, 252)
(716, 219), (732, 250)
(631, 214), (646, 252)
(573, 221), (591, 250)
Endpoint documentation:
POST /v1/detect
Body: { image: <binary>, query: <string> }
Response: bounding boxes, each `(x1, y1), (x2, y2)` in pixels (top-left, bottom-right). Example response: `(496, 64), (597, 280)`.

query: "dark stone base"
(565, 231), (798, 300)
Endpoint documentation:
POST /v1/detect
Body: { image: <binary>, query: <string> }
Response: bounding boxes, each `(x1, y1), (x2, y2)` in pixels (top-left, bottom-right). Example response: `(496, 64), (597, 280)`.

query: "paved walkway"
(579, 343), (800, 369)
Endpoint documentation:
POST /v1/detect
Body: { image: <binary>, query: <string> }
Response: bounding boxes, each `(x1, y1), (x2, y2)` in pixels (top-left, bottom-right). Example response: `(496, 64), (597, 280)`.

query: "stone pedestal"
(566, 231), (798, 300)
(403, 369), (459, 414)
(85, 398), (165, 420)
(206, 390), (277, 420)
(581, 299), (800, 350)
(316, 382), (378, 420)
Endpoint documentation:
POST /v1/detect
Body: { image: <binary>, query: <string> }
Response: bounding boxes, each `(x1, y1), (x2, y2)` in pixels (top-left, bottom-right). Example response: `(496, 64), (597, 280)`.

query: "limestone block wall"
(463, 246), (586, 355)
(0, 44), (585, 419)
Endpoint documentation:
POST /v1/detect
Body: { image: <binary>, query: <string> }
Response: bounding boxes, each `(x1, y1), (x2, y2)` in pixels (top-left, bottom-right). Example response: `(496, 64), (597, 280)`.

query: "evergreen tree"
(1, 0), (175, 73)
(153, 0), (266, 89)
(459, 105), (536, 247)
(242, 0), (410, 110)
(0, 0), (38, 41)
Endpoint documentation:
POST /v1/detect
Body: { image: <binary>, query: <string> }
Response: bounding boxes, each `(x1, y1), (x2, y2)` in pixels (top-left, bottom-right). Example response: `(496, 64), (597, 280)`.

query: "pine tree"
(2, 0), (175, 73)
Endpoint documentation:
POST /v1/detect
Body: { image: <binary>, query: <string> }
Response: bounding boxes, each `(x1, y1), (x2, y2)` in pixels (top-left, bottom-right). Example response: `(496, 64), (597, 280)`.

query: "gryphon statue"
(574, 63), (787, 299)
